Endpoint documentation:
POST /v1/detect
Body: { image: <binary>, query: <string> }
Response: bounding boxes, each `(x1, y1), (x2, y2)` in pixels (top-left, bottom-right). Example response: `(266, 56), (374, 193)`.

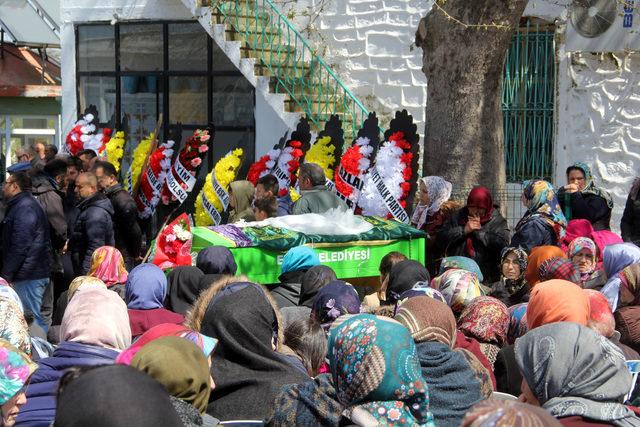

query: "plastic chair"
(492, 391), (518, 401)
(219, 422), (264, 426)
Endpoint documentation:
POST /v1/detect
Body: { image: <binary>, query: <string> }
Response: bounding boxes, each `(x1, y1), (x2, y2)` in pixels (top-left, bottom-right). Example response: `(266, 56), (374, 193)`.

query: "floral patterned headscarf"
(0, 339), (36, 405)
(516, 179), (567, 241)
(458, 296), (509, 347)
(431, 269), (482, 315)
(328, 314), (435, 426)
(568, 237), (598, 276)
(507, 303), (529, 345)
(0, 297), (31, 356)
(411, 176), (453, 229)
(88, 246), (128, 287)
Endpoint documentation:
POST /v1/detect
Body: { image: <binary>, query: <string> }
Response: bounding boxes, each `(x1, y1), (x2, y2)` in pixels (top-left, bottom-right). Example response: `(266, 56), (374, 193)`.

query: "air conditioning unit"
(566, 0), (639, 51)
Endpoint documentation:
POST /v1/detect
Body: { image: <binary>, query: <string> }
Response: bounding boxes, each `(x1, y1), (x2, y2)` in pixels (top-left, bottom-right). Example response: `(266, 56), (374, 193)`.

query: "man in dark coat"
(69, 172), (115, 276)
(93, 161), (142, 267)
(1, 171), (51, 330)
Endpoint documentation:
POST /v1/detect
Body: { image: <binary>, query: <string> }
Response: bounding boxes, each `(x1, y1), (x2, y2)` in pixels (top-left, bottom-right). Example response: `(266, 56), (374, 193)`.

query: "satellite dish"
(570, 0), (618, 38)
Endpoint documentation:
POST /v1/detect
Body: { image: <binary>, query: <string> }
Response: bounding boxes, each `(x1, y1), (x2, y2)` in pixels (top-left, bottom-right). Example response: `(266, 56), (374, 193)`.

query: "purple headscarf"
(311, 280), (361, 329)
(125, 263), (167, 310)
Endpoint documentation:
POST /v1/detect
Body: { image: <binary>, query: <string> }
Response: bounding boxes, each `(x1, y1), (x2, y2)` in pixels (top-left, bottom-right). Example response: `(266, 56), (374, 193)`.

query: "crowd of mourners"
(2, 143), (640, 426)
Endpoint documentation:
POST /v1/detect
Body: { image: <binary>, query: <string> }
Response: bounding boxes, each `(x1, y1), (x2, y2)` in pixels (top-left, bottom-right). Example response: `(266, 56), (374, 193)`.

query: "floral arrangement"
(65, 112), (111, 156)
(358, 131), (413, 218)
(135, 140), (174, 218)
(105, 131), (126, 173)
(273, 139), (304, 197)
(195, 148), (244, 226)
(161, 129), (211, 205)
(246, 147), (279, 185)
(125, 133), (155, 194)
(152, 213), (193, 270)
(334, 136), (374, 207)
(304, 136), (336, 179)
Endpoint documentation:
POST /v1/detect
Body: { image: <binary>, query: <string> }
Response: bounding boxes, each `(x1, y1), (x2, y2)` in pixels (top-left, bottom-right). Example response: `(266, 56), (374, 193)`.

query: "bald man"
(69, 172), (115, 275)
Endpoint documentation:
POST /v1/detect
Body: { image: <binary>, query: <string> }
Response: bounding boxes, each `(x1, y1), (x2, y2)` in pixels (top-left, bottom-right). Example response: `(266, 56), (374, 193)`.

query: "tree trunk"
(417, 0), (528, 203)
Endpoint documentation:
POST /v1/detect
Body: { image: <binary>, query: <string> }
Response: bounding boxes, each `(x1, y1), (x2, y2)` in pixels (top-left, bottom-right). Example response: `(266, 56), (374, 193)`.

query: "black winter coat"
(557, 188), (611, 231)
(1, 191), (51, 281)
(69, 192), (115, 276)
(621, 195), (640, 245)
(510, 216), (557, 252)
(437, 209), (510, 284)
(31, 173), (67, 251)
(104, 184), (142, 259)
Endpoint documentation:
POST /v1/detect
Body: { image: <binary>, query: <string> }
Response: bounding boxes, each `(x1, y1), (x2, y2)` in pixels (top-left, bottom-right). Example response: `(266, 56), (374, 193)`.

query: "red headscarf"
(460, 186), (494, 257)
(465, 186), (494, 224)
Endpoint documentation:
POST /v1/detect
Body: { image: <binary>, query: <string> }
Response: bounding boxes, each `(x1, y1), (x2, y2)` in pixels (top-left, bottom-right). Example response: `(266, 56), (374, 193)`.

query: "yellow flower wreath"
(125, 133), (154, 193)
(105, 131), (126, 173)
(304, 136), (336, 178)
(195, 148), (244, 226)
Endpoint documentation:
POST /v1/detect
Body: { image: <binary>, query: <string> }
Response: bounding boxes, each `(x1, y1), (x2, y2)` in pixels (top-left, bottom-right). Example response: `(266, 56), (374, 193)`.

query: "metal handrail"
(212, 0), (373, 137)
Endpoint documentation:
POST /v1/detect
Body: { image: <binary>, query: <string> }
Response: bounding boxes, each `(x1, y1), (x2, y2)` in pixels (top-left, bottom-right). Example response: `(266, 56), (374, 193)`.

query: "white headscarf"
(411, 176), (453, 229)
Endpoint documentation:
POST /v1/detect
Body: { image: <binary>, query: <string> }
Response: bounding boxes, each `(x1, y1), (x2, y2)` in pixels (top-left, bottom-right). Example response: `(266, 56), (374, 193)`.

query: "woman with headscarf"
(560, 218), (594, 250)
(130, 336), (219, 426)
(270, 246), (320, 309)
(511, 180), (567, 251)
(0, 297), (32, 358)
(601, 243), (640, 311)
(311, 280), (361, 330)
(125, 263), (184, 338)
(227, 180), (256, 223)
(506, 303), (528, 346)
(489, 247), (530, 307)
(185, 278), (309, 421)
(280, 265), (337, 327)
(384, 259), (430, 305)
(458, 296), (509, 366)
(584, 289), (640, 360)
(0, 339), (37, 427)
(165, 266), (206, 316)
(537, 257), (581, 284)
(524, 245), (566, 287)
(411, 176), (458, 275)
(567, 236), (607, 289)
(431, 268), (482, 316)
(87, 245), (128, 297)
(622, 177), (640, 245)
(195, 246), (237, 276)
(266, 314), (436, 426)
(116, 323), (218, 365)
(54, 365), (183, 427)
(438, 186), (510, 283)
(462, 400), (562, 426)
(516, 322), (640, 426)
(494, 279), (590, 396)
(395, 296), (487, 426)
(17, 287), (131, 426)
(558, 162), (613, 230)
(439, 256), (485, 283)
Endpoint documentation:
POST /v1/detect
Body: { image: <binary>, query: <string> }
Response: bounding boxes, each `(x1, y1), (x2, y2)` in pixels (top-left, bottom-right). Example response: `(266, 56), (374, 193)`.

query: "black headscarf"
(200, 282), (309, 420)
(387, 260), (430, 303)
(166, 266), (205, 316)
(54, 365), (183, 427)
(195, 246), (237, 275)
(299, 265), (337, 308)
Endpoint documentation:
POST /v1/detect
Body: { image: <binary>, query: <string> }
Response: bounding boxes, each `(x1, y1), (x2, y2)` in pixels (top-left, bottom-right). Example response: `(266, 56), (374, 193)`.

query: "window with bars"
(502, 20), (555, 183)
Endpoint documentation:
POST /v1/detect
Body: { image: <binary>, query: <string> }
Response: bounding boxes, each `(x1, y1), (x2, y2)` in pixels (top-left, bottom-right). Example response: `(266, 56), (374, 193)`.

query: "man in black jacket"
(93, 161), (142, 267)
(69, 172), (115, 276)
(1, 171), (51, 330)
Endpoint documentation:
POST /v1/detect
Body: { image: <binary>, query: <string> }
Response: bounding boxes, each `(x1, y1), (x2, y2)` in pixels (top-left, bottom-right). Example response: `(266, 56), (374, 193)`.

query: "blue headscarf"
(280, 246), (320, 275)
(196, 246), (237, 275)
(601, 243), (640, 311)
(125, 264), (167, 310)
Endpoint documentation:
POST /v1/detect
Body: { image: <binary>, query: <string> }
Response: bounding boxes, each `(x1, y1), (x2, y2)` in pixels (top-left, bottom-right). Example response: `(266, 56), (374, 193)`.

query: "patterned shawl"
(88, 246), (128, 287)
(412, 176), (453, 230)
(537, 257), (581, 284)
(507, 303), (529, 345)
(619, 263), (640, 308)
(431, 269), (482, 315)
(0, 297), (30, 356)
(570, 162), (614, 208)
(499, 247), (528, 295)
(458, 297), (509, 347)
(0, 339), (36, 406)
(515, 322), (640, 426)
(515, 179), (567, 241)
(328, 314), (435, 426)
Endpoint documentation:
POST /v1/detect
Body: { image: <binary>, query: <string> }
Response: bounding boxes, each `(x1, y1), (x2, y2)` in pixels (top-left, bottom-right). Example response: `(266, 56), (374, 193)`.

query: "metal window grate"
(502, 21), (555, 183)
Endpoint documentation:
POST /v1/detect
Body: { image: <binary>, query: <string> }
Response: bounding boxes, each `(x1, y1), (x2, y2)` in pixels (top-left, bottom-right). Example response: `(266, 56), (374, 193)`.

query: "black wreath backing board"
(315, 114), (345, 170)
(383, 109), (420, 212)
(354, 112), (381, 164)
